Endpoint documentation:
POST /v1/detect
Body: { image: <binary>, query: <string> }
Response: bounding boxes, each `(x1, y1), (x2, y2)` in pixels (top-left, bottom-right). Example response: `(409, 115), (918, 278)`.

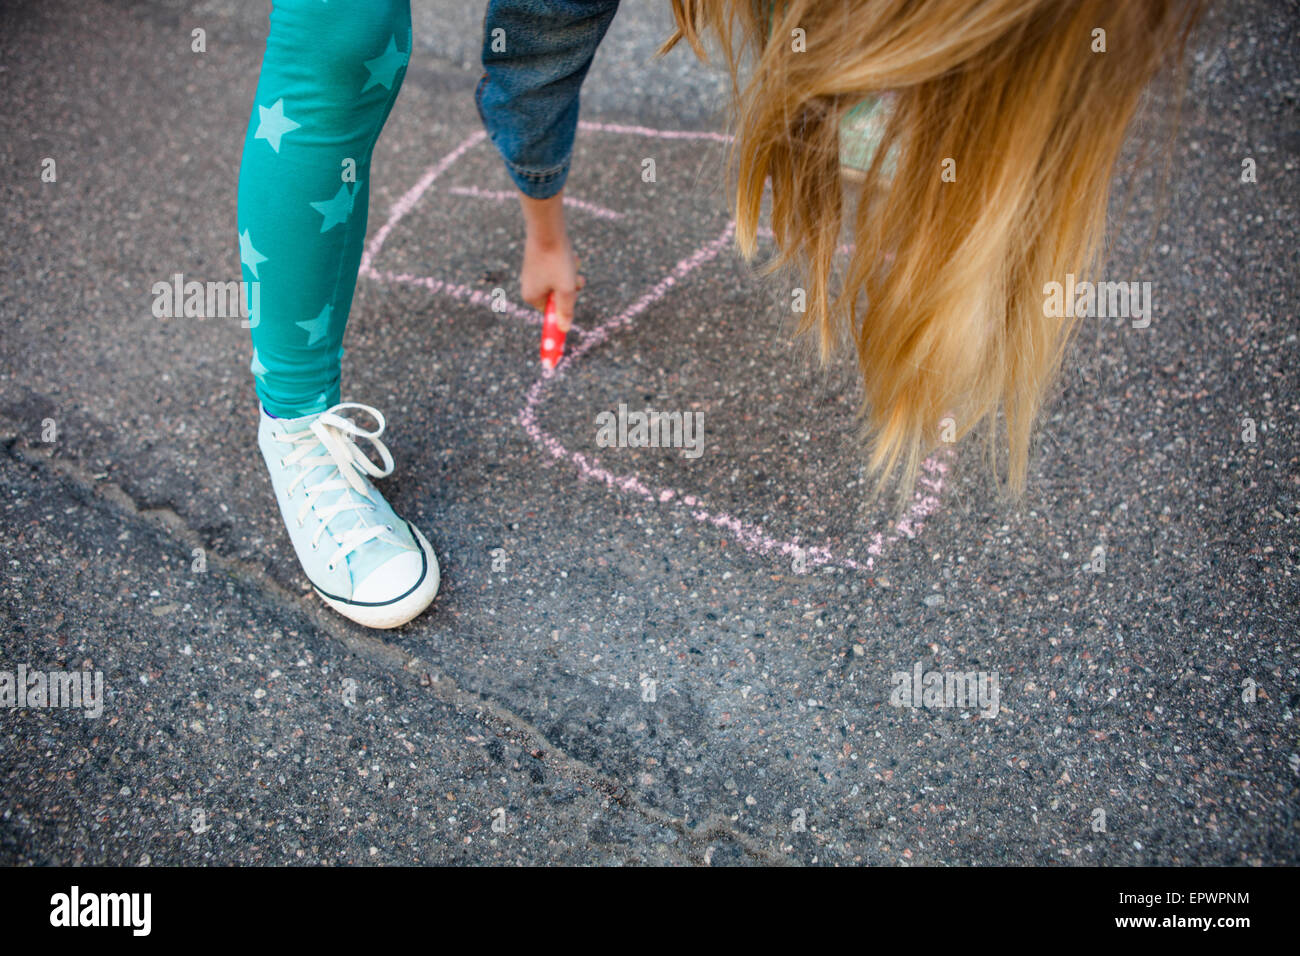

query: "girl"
(237, 0), (1200, 628)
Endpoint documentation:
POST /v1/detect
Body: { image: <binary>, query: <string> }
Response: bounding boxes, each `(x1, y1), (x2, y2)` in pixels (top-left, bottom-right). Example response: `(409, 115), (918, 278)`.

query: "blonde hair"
(663, 0), (1202, 502)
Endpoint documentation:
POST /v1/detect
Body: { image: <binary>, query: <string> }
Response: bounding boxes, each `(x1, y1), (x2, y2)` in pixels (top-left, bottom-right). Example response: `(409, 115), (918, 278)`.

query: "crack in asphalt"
(2, 422), (787, 865)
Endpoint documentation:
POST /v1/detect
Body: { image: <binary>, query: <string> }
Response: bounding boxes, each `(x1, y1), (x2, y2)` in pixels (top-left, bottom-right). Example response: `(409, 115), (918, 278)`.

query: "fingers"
(524, 279), (582, 320)
(553, 285), (577, 333)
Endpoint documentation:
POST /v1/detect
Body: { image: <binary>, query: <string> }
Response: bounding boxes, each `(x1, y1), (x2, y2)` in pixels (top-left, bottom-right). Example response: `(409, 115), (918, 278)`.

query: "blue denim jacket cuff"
(503, 157), (570, 200)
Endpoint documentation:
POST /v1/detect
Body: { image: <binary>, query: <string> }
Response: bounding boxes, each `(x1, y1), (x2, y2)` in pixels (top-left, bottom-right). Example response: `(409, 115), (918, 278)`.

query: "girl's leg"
(238, 0), (412, 417)
(236, 0), (439, 630)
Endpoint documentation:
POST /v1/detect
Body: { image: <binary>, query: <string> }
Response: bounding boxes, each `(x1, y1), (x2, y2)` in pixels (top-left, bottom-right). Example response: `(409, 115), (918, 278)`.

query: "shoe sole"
(316, 525), (440, 629)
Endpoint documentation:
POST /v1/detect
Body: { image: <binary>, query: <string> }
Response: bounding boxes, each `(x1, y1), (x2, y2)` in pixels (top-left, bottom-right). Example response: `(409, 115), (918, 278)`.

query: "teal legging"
(237, 0), (411, 418)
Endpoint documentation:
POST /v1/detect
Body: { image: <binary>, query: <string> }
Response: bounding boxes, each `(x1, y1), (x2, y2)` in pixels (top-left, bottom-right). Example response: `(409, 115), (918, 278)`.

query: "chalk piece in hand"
(540, 292), (568, 370)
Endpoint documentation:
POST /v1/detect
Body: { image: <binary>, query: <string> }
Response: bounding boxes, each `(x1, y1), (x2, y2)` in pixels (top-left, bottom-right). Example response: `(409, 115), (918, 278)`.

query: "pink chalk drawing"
(360, 122), (949, 571)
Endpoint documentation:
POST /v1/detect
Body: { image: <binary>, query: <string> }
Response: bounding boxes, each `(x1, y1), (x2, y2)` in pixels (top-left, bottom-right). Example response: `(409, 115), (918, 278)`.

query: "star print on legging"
(237, 1), (413, 419)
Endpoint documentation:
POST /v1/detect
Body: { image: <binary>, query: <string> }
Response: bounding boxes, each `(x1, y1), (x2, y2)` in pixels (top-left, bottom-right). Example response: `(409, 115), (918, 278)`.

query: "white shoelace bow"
(277, 403), (397, 572)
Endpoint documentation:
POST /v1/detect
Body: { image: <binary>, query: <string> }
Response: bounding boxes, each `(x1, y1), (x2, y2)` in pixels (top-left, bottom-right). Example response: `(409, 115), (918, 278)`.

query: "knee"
(269, 0), (411, 86)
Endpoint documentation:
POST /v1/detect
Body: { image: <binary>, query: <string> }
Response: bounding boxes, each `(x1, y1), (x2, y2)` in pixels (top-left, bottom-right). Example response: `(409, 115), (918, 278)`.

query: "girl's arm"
(476, 0), (619, 330)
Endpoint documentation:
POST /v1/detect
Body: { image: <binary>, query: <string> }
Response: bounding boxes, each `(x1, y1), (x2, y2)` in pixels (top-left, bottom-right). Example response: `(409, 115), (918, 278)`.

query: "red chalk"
(540, 292), (568, 370)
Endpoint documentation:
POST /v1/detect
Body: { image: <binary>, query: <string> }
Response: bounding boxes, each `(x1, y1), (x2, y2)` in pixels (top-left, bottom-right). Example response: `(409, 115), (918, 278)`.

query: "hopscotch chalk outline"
(361, 122), (949, 571)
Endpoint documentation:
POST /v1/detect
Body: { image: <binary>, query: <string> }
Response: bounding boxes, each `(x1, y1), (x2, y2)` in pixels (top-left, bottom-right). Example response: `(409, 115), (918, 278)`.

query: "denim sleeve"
(475, 0), (620, 199)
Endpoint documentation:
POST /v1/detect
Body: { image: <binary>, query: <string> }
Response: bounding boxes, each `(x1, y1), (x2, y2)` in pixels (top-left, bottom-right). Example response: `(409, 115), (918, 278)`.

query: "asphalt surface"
(0, 0), (1297, 865)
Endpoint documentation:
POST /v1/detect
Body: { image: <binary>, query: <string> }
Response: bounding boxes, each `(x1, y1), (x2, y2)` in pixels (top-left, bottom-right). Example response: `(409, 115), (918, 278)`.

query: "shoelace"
(276, 403), (398, 573)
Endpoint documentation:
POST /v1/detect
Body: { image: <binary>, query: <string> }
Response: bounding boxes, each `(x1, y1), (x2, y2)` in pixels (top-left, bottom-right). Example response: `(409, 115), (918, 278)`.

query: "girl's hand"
(519, 192), (584, 332)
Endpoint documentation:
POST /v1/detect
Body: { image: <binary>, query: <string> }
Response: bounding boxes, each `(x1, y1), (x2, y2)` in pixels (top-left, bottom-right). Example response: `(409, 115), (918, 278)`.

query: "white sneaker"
(257, 402), (439, 628)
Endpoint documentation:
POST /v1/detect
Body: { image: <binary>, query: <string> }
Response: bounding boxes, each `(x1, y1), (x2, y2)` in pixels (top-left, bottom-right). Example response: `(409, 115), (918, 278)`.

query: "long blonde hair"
(663, 0), (1202, 501)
